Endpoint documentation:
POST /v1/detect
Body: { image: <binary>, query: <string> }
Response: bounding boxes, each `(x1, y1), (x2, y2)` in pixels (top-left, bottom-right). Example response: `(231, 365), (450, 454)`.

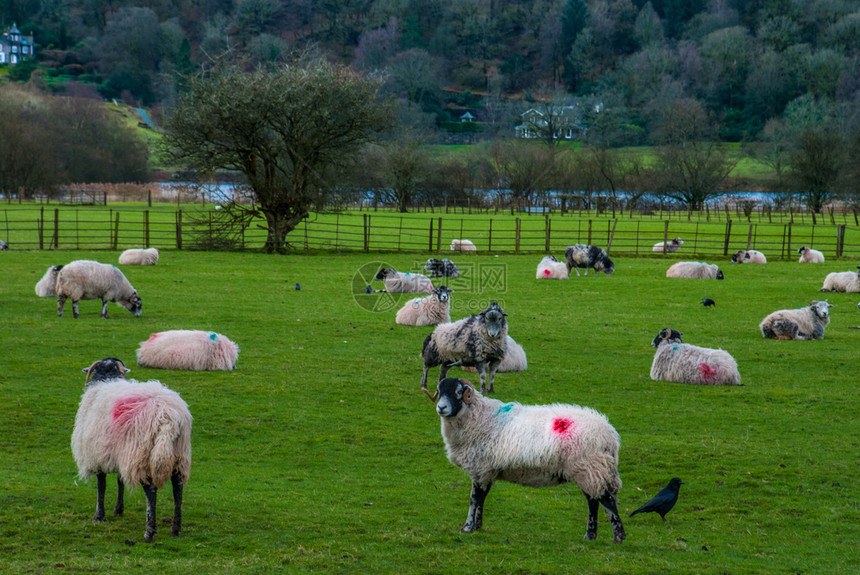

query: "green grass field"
(1, 250), (858, 574)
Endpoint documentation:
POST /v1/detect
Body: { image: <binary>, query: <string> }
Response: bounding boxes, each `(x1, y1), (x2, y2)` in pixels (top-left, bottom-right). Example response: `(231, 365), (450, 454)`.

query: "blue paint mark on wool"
(672, 346), (679, 350)
(209, 332), (218, 341)
(497, 403), (514, 415)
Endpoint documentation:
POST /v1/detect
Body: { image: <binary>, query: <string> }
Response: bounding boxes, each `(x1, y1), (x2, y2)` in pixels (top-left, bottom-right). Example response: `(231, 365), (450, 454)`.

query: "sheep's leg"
(57, 294), (67, 317)
(462, 480), (491, 533)
(143, 483), (157, 543)
(584, 494), (599, 540)
(170, 470), (183, 536)
(421, 365), (430, 389)
(486, 361), (501, 394)
(573, 266), (581, 277)
(94, 472), (107, 522)
(474, 363), (487, 393)
(72, 299), (80, 319)
(114, 477), (125, 516)
(598, 491), (626, 544)
(100, 299), (109, 319)
(438, 362), (452, 381)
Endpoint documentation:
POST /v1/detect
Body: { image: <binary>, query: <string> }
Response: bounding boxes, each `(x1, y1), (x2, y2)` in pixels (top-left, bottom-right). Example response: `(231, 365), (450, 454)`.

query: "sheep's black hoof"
(93, 513), (105, 522)
(584, 531), (597, 541)
(144, 531), (155, 543)
(461, 523), (479, 533)
(614, 532), (627, 544)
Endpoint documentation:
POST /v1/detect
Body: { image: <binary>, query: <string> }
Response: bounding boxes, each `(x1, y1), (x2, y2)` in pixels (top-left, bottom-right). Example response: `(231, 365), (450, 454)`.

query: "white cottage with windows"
(0, 23), (34, 65)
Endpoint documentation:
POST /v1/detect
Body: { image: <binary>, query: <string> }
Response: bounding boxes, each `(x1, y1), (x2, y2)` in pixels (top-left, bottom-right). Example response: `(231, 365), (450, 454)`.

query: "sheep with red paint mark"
(72, 358), (192, 543)
(536, 255), (569, 279)
(136, 330), (239, 370)
(425, 377), (626, 543)
(650, 328), (741, 385)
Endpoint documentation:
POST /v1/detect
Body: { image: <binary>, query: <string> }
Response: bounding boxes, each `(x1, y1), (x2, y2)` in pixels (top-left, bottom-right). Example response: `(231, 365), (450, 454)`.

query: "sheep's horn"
(460, 381), (475, 405)
(423, 387), (439, 402)
(82, 362), (99, 384)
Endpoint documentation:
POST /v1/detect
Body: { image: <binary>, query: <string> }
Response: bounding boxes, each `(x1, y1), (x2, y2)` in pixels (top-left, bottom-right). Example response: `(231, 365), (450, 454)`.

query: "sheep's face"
(435, 378), (474, 418)
(121, 293), (143, 316)
(424, 259), (440, 273)
(652, 328), (683, 347)
(481, 302), (507, 338)
(434, 286), (451, 303)
(82, 357), (130, 384)
(716, 269), (725, 280)
(810, 301), (833, 324)
(731, 251), (744, 263)
(541, 255), (558, 264)
(374, 268), (393, 281)
(673, 238), (684, 245)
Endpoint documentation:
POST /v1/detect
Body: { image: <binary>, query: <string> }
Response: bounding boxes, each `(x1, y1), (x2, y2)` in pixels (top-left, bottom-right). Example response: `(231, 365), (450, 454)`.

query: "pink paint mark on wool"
(112, 395), (148, 427)
(699, 363), (717, 381)
(146, 333), (160, 343)
(543, 269), (552, 276)
(552, 417), (577, 438)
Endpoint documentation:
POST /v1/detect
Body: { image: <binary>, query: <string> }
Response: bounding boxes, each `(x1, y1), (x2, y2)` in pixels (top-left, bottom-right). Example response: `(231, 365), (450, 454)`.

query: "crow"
(629, 478), (684, 520)
(702, 298), (715, 307)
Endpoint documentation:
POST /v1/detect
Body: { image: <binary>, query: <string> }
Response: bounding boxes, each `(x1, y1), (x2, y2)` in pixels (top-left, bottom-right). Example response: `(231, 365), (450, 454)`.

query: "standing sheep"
(56, 260), (142, 318)
(463, 335), (527, 373)
(820, 266), (860, 293)
(653, 237), (684, 253)
(666, 261), (725, 280)
(650, 329), (741, 386)
(119, 248), (159, 266)
(396, 286), (453, 326)
(427, 377), (626, 543)
(72, 358), (192, 543)
(424, 258), (460, 278)
(35, 264), (63, 297)
(136, 330), (240, 370)
(374, 268), (434, 293)
(797, 246), (825, 263)
(450, 239), (477, 252)
(565, 244), (615, 276)
(536, 255), (569, 279)
(421, 301), (508, 394)
(759, 300), (833, 340)
(731, 250), (767, 264)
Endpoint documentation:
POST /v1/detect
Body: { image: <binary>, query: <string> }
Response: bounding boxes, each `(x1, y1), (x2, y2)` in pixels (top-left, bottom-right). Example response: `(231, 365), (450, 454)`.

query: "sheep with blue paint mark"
(396, 286), (453, 326)
(731, 250), (766, 264)
(136, 330), (239, 370)
(375, 268), (434, 293)
(650, 328), (741, 386)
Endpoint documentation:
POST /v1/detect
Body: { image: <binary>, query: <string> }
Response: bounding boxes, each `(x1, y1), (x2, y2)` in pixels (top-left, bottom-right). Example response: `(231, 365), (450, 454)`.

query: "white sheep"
(797, 246), (825, 263)
(396, 286), (453, 326)
(427, 377), (626, 543)
(759, 300), (833, 340)
(536, 255), (569, 280)
(463, 335), (526, 373)
(421, 301), (507, 394)
(450, 239), (477, 252)
(136, 330), (240, 370)
(35, 264), (63, 297)
(731, 250), (766, 264)
(652, 237), (684, 253)
(72, 358), (192, 543)
(666, 261), (725, 280)
(374, 268), (434, 293)
(119, 248), (159, 266)
(820, 266), (860, 293)
(649, 328), (741, 386)
(56, 260), (142, 318)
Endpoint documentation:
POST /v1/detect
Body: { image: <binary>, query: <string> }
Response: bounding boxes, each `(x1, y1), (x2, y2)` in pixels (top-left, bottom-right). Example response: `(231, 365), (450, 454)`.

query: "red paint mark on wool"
(543, 269), (552, 276)
(699, 363), (717, 381)
(112, 395), (148, 427)
(552, 417), (577, 437)
(146, 333), (160, 343)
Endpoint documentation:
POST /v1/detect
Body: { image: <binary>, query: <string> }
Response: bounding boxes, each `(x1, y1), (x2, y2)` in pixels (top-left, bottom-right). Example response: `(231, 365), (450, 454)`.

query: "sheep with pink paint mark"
(536, 255), (569, 279)
(650, 328), (741, 386)
(72, 358), (192, 543)
(136, 330), (239, 371)
(425, 377), (626, 543)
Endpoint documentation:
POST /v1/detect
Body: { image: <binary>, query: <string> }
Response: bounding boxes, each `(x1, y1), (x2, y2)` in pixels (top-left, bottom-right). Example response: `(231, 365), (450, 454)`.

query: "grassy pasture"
(0, 250), (858, 574)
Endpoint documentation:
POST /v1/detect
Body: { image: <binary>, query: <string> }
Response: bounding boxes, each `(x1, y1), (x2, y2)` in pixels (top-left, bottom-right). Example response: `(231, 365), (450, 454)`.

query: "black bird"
(365, 285), (372, 294)
(629, 478), (684, 521)
(702, 298), (715, 307)
(295, 283), (301, 290)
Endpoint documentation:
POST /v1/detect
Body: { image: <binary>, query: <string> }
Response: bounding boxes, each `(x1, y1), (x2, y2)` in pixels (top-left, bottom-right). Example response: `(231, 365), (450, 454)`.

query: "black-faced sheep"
(820, 266), (860, 293)
(421, 302), (507, 394)
(759, 300), (833, 340)
(119, 248), (159, 266)
(427, 378), (626, 543)
(450, 239), (477, 252)
(374, 268), (434, 293)
(0, 239), (7, 250)
(35, 264), (63, 297)
(136, 330), (240, 370)
(56, 260), (142, 318)
(72, 358), (192, 543)
(797, 246), (825, 263)
(565, 244), (615, 276)
(650, 329), (741, 386)
(536, 255), (569, 279)
(731, 250), (766, 264)
(424, 258), (460, 278)
(653, 237), (684, 253)
(396, 286), (453, 326)
(666, 261), (725, 280)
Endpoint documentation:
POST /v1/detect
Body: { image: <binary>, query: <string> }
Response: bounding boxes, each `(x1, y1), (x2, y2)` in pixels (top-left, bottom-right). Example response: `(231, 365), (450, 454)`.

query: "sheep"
(666, 261), (725, 280)
(759, 300), (833, 340)
(536, 255), (569, 280)
(731, 250), (767, 264)
(424, 258), (460, 278)
(55, 260), (142, 319)
(565, 244), (615, 276)
(421, 301), (507, 394)
(652, 237), (684, 253)
(820, 266), (860, 293)
(136, 330), (240, 370)
(797, 246), (825, 263)
(649, 328), (741, 386)
(0, 239), (7, 250)
(450, 239), (477, 252)
(463, 335), (526, 373)
(374, 268), (434, 293)
(426, 377), (626, 543)
(119, 248), (159, 266)
(396, 286), (453, 326)
(72, 358), (192, 543)
(35, 264), (63, 297)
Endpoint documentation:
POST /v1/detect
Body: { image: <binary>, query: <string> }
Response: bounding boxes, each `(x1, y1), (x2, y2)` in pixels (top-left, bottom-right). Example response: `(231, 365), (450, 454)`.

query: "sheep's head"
(673, 237), (684, 245)
(797, 246), (808, 254)
(716, 269), (725, 280)
(433, 378), (476, 416)
(120, 293), (143, 316)
(82, 357), (130, 385)
(424, 258), (441, 273)
(810, 300), (833, 324)
(652, 328), (683, 347)
(374, 268), (394, 281)
(731, 250), (745, 263)
(601, 254), (615, 275)
(480, 301), (508, 338)
(542, 255), (558, 263)
(433, 285), (452, 303)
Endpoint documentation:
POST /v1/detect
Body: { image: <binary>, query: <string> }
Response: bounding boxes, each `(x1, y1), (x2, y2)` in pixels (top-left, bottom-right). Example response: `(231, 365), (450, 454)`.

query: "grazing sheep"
(72, 358), (192, 543)
(759, 300), (833, 340)
(56, 260), (142, 319)
(35, 264), (63, 297)
(374, 268), (434, 293)
(536, 255), (569, 280)
(652, 237), (684, 253)
(426, 377), (626, 543)
(797, 246), (825, 263)
(650, 329), (741, 386)
(820, 266), (860, 293)
(119, 248), (159, 266)
(731, 250), (767, 264)
(565, 244), (615, 276)
(421, 301), (508, 394)
(136, 330), (239, 370)
(463, 335), (526, 373)
(450, 239), (477, 252)
(0, 239), (7, 250)
(424, 258), (460, 278)
(396, 286), (453, 326)
(666, 261), (725, 280)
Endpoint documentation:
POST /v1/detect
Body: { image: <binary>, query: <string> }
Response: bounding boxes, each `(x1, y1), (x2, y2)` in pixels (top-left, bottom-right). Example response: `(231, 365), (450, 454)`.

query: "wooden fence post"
(746, 223), (753, 250)
(428, 218), (434, 252)
(53, 208), (59, 249)
(837, 224), (846, 258)
(437, 217), (442, 251)
(607, 219), (618, 253)
(786, 223), (792, 258)
(544, 216), (551, 252)
(587, 219), (593, 245)
(662, 220), (669, 254)
(723, 220), (732, 256)
(363, 214), (369, 252)
(515, 218), (521, 253)
(488, 219), (493, 252)
(176, 210), (183, 250)
(38, 207), (44, 250)
(144, 210), (150, 247)
(113, 213), (120, 250)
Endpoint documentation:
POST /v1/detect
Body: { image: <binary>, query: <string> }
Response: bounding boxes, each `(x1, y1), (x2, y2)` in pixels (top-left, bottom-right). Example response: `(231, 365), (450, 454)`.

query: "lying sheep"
(759, 300), (833, 340)
(450, 239), (477, 252)
(56, 260), (142, 318)
(650, 328), (741, 386)
(35, 264), (63, 297)
(731, 250), (766, 264)
(536, 255), (569, 280)
(396, 286), (453, 326)
(666, 261), (725, 280)
(820, 266), (860, 293)
(797, 246), (825, 263)
(0, 239), (7, 250)
(136, 330), (240, 370)
(72, 358), (192, 543)
(463, 335), (526, 373)
(424, 258), (459, 278)
(421, 301), (507, 394)
(653, 237), (684, 253)
(427, 377), (626, 543)
(565, 244), (615, 276)
(119, 248), (159, 266)
(374, 268), (434, 293)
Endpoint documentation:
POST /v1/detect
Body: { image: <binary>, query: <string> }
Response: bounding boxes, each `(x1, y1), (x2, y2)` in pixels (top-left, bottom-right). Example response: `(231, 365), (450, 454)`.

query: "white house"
(0, 24), (34, 66)
(514, 104), (582, 140)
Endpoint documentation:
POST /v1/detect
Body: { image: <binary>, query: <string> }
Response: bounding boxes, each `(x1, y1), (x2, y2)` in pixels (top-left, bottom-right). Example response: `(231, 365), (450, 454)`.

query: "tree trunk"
(262, 208), (308, 253)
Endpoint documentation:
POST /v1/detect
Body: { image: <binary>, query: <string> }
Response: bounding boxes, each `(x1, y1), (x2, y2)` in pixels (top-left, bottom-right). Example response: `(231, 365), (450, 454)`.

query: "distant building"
(0, 23), (34, 66)
(514, 104), (582, 140)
